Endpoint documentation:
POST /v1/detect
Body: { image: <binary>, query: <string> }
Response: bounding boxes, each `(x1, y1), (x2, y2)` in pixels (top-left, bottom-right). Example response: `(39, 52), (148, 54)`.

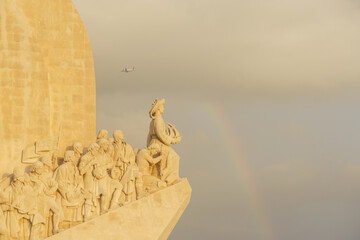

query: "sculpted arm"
(0, 189), (11, 211)
(147, 154), (162, 165)
(55, 167), (68, 198)
(31, 179), (43, 194)
(106, 159), (114, 169)
(154, 117), (172, 146)
(44, 179), (58, 196)
(79, 157), (94, 175)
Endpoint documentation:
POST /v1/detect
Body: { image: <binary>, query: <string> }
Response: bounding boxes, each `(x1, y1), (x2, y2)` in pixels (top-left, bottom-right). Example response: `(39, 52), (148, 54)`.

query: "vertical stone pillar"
(0, 0), (96, 176)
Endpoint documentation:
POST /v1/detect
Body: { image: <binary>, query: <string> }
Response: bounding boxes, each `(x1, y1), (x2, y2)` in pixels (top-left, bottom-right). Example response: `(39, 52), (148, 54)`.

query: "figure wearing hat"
(147, 99), (182, 185)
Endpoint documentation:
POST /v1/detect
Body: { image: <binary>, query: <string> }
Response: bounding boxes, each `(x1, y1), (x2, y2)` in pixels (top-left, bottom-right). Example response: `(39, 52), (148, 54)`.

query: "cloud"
(71, 1), (360, 239)
(255, 158), (360, 240)
(74, 0), (360, 98)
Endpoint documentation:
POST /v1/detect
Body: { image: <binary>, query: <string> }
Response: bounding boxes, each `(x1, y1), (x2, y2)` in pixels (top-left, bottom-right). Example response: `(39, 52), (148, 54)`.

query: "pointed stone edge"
(46, 178), (192, 239)
(158, 178), (192, 239)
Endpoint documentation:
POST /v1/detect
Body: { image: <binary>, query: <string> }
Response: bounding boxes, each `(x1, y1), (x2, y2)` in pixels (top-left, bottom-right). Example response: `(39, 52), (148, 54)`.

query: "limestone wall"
(0, 0), (96, 176)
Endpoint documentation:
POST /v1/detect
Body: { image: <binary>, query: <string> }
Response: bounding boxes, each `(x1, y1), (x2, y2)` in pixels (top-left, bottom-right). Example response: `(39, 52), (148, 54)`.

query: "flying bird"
(121, 66), (135, 73)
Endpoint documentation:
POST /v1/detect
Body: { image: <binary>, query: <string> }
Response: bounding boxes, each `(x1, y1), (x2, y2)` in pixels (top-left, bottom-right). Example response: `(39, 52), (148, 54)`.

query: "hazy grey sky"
(73, 1), (360, 239)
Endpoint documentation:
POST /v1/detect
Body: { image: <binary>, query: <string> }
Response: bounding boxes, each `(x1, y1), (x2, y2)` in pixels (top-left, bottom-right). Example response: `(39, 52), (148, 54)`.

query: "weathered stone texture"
(47, 178), (192, 240)
(0, 0), (96, 176)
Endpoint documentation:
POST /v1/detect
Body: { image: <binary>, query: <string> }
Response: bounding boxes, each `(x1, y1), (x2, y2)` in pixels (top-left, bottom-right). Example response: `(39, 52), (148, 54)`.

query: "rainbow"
(203, 102), (274, 240)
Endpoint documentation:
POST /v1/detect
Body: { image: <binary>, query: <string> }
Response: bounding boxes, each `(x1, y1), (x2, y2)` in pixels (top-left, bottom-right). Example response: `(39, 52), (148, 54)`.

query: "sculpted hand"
(171, 136), (181, 144)
(48, 179), (58, 188)
(161, 169), (169, 179)
(66, 192), (74, 201)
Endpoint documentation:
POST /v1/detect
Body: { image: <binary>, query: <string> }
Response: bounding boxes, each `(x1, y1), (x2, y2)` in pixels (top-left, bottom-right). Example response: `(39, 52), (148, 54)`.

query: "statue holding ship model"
(0, 0), (191, 239)
(0, 99), (184, 240)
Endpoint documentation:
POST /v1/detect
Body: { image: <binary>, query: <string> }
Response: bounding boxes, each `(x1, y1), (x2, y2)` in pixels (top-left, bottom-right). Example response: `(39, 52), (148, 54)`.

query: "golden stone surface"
(0, 0), (96, 175)
(47, 179), (192, 240)
(0, 1), (190, 239)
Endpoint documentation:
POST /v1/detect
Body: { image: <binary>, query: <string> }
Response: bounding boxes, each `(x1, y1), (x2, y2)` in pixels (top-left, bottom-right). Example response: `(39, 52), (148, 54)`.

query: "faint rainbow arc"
(203, 102), (274, 240)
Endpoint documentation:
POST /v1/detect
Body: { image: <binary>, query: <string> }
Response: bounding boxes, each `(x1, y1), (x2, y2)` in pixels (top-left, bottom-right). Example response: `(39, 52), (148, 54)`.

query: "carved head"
(113, 130), (124, 142)
(97, 129), (109, 140)
(148, 143), (161, 154)
(31, 161), (44, 175)
(41, 155), (53, 170)
(98, 139), (109, 152)
(73, 142), (83, 155)
(149, 99), (165, 119)
(88, 142), (100, 155)
(13, 167), (25, 182)
(64, 150), (76, 165)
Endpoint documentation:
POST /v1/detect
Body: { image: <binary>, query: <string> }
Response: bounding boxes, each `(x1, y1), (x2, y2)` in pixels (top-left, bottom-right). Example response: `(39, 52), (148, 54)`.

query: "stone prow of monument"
(0, 1), (191, 239)
(47, 179), (192, 240)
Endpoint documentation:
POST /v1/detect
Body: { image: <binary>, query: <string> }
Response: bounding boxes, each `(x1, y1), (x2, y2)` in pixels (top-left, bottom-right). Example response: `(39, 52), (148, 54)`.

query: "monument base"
(47, 178), (192, 240)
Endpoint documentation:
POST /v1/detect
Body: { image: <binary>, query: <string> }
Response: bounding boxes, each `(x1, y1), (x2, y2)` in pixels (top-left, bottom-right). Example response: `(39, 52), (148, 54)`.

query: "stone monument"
(0, 0), (96, 176)
(0, 1), (191, 239)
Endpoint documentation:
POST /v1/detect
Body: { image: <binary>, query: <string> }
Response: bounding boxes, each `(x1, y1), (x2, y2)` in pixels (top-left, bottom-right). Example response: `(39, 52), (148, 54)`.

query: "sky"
(73, 1), (360, 239)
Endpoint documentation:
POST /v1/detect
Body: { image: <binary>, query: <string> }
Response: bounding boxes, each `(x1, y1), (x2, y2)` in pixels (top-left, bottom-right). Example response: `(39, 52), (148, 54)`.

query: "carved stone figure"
(137, 143), (162, 176)
(112, 131), (143, 204)
(112, 130), (136, 178)
(96, 130), (108, 141)
(0, 208), (7, 240)
(40, 155), (54, 179)
(73, 143), (83, 167)
(1, 0), (190, 234)
(96, 130), (114, 160)
(78, 143), (99, 221)
(147, 99), (182, 185)
(106, 138), (115, 160)
(136, 143), (166, 193)
(29, 161), (62, 236)
(117, 166), (140, 205)
(54, 151), (84, 228)
(93, 139), (112, 214)
(0, 167), (43, 240)
(93, 140), (122, 213)
(0, 98), (185, 239)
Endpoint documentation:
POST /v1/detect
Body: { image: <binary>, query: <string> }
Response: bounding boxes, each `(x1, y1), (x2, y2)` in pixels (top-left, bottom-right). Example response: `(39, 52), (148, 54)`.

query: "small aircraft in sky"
(121, 66), (135, 73)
